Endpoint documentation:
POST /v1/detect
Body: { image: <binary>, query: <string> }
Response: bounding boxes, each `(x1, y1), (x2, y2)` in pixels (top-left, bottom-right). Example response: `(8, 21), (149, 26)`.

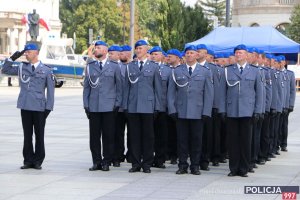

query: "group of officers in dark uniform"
(1, 40), (296, 178)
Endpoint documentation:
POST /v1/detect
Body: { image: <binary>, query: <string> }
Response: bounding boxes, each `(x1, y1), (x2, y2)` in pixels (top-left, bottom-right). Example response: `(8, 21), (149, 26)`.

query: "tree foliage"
(197, 0), (226, 26)
(287, 4), (300, 43)
(60, 0), (210, 53)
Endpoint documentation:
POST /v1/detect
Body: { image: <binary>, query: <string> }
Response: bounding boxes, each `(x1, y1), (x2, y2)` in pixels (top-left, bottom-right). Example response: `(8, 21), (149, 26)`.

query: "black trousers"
(211, 109), (222, 163)
(167, 116), (177, 160)
(280, 112), (289, 148)
(220, 116), (228, 160)
(127, 113), (154, 169)
(272, 113), (281, 153)
(268, 112), (278, 155)
(200, 116), (213, 168)
(176, 118), (203, 170)
(21, 109), (46, 166)
(113, 112), (127, 162)
(89, 112), (115, 165)
(259, 112), (270, 160)
(227, 117), (252, 175)
(250, 115), (263, 167)
(154, 112), (168, 165)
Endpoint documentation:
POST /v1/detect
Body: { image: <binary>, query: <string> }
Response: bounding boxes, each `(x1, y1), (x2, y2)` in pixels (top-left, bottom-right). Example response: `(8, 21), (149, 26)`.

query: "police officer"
(83, 40), (122, 172)
(166, 49), (182, 165)
(279, 56), (295, 152)
(123, 40), (162, 173)
(150, 46), (171, 169)
(196, 44), (226, 169)
(2, 43), (55, 170)
(225, 44), (263, 177)
(258, 52), (273, 164)
(168, 45), (214, 175)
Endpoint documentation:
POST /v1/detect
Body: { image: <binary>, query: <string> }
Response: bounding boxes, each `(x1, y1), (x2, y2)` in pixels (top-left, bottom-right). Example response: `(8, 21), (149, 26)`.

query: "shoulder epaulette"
(108, 60), (118, 64)
(201, 64), (210, 70)
(225, 64), (234, 68)
(87, 60), (97, 65)
(250, 64), (258, 68)
(21, 61), (29, 65)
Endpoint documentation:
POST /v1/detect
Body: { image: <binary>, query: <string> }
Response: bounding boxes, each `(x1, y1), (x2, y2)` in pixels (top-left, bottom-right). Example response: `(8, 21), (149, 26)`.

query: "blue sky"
(181, 0), (198, 6)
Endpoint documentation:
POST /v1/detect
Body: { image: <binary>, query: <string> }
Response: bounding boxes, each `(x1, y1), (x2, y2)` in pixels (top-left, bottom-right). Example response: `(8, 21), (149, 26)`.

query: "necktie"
(240, 66), (243, 74)
(189, 67), (192, 75)
(99, 62), (103, 70)
(32, 65), (35, 72)
(140, 61), (144, 71)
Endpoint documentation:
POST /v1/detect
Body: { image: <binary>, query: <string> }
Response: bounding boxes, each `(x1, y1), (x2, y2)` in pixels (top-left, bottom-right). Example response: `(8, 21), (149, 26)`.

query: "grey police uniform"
(153, 63), (172, 167)
(2, 59), (55, 166)
(279, 69), (296, 149)
(123, 59), (162, 171)
(167, 63), (214, 171)
(205, 62), (226, 166)
(225, 63), (263, 176)
(83, 58), (122, 167)
(259, 66), (273, 161)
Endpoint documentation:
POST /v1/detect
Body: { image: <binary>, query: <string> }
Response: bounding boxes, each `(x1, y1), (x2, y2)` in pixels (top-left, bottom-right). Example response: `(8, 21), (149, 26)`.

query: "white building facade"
(0, 0), (61, 54)
(232, 0), (300, 29)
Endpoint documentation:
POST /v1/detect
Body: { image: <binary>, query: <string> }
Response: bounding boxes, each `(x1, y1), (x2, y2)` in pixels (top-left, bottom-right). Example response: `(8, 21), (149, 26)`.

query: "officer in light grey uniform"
(150, 46), (172, 169)
(1, 43), (55, 170)
(123, 40), (162, 173)
(225, 44), (263, 177)
(83, 40), (122, 172)
(168, 45), (214, 175)
(279, 55), (296, 152)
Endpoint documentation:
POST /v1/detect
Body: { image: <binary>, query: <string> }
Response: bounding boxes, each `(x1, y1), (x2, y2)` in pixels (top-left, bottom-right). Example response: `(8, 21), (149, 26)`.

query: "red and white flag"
(21, 14), (50, 31)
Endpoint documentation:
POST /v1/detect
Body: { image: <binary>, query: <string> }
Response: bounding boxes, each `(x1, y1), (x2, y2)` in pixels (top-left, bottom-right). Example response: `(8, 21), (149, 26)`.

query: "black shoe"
(102, 165), (109, 171)
(153, 163), (166, 169)
(113, 162), (120, 167)
(8, 84), (12, 87)
(269, 154), (276, 158)
(240, 173), (248, 177)
(212, 161), (219, 166)
(176, 168), (188, 175)
(256, 160), (265, 165)
(143, 168), (151, 173)
(170, 158), (177, 165)
(281, 147), (288, 152)
(191, 169), (201, 175)
(228, 172), (237, 177)
(20, 164), (32, 169)
(275, 151), (280, 155)
(200, 166), (210, 171)
(89, 164), (102, 171)
(248, 168), (255, 173)
(266, 157), (271, 161)
(129, 167), (141, 173)
(219, 159), (227, 163)
(33, 164), (42, 170)
(253, 163), (258, 168)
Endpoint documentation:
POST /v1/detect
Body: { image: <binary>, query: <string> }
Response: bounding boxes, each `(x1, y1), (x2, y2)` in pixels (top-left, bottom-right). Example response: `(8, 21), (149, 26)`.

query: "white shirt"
(32, 61), (41, 69)
(199, 60), (206, 66)
(138, 58), (147, 68)
(186, 62), (197, 72)
(237, 62), (247, 72)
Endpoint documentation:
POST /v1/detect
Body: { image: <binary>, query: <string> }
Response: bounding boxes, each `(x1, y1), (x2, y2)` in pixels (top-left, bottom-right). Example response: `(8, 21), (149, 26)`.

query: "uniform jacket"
(123, 60), (162, 113)
(2, 59), (55, 111)
(207, 62), (226, 113)
(263, 67), (272, 112)
(83, 59), (122, 112)
(270, 69), (284, 112)
(225, 63), (263, 117)
(167, 63), (214, 119)
(158, 63), (172, 112)
(284, 69), (296, 108)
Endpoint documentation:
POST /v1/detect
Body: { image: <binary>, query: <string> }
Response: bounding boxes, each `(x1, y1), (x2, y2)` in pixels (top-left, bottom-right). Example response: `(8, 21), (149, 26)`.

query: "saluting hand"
(10, 50), (25, 61)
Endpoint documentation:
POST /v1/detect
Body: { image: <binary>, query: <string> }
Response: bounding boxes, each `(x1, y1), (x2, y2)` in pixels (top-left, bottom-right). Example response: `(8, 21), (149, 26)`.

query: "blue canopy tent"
(186, 26), (300, 54)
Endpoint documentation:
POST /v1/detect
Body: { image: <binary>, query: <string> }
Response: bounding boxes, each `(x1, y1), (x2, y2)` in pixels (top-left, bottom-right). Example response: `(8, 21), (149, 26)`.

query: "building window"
(250, 23), (260, 27)
(279, 0), (295, 4)
(276, 23), (290, 35)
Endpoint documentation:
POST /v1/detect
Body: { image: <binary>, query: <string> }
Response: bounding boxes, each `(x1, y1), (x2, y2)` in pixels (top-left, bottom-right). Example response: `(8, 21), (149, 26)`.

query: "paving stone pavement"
(0, 86), (299, 200)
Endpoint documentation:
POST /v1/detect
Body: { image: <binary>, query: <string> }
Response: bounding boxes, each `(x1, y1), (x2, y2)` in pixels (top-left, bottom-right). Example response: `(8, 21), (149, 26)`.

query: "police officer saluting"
(2, 43), (55, 170)
(225, 44), (263, 177)
(83, 40), (122, 172)
(168, 45), (214, 175)
(123, 40), (162, 173)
